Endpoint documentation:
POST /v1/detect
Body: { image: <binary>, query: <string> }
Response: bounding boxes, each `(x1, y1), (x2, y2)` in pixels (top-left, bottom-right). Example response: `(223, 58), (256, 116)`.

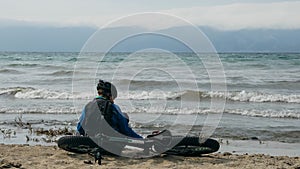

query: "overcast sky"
(1, 0), (300, 30)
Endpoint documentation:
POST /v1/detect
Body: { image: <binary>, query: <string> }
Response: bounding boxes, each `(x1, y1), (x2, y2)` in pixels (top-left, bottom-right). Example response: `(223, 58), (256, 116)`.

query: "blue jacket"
(77, 96), (142, 139)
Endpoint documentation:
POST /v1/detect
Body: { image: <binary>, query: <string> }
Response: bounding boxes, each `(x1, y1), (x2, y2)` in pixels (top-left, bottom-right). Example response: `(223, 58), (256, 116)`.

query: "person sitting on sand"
(76, 79), (142, 139)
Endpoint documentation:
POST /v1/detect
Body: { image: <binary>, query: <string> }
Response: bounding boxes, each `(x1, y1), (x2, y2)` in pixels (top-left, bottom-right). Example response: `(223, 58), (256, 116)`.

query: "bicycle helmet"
(97, 79), (117, 99)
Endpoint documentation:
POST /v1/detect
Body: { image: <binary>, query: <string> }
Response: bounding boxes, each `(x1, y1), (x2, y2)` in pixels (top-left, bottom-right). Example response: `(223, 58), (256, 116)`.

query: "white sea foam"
(119, 90), (178, 100)
(0, 107), (79, 114)
(1, 99), (298, 118)
(121, 90), (300, 103)
(121, 107), (299, 118)
(225, 109), (300, 118)
(0, 87), (88, 100)
(1, 87), (299, 104)
(224, 90), (300, 103)
(14, 88), (73, 99)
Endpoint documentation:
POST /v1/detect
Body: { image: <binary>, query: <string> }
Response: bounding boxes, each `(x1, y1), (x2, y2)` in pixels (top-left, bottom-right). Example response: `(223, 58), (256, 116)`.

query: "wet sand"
(0, 144), (299, 169)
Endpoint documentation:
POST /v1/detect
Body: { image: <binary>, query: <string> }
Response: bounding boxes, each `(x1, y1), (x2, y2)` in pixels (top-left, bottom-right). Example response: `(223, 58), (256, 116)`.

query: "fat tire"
(174, 137), (220, 151)
(166, 137), (220, 156)
(57, 136), (98, 154)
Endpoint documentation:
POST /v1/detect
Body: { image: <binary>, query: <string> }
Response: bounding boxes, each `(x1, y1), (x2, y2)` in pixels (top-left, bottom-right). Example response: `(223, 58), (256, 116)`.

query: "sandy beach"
(1, 0), (300, 168)
(0, 144), (299, 169)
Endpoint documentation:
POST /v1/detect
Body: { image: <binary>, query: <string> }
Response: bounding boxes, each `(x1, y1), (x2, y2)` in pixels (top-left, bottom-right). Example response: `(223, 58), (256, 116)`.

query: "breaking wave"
(0, 87), (74, 100)
(224, 109), (300, 119)
(1, 87), (299, 103)
(122, 90), (300, 103)
(1, 106), (298, 119)
(0, 107), (78, 114)
(214, 90), (300, 103)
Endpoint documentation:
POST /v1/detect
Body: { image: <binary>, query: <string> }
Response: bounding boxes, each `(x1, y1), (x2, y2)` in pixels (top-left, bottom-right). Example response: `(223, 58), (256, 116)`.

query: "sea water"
(0, 52), (299, 146)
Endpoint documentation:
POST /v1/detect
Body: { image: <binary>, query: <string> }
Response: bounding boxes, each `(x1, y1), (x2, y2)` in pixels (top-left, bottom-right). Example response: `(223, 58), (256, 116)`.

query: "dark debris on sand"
(0, 159), (22, 169)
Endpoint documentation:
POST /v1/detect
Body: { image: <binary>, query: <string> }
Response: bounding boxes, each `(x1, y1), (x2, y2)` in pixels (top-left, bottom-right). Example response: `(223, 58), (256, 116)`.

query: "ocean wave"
(224, 109), (300, 119)
(224, 91), (300, 103)
(0, 87), (74, 100)
(46, 70), (74, 76)
(121, 90), (300, 103)
(118, 90), (181, 100)
(0, 103), (298, 119)
(0, 107), (78, 114)
(7, 63), (40, 67)
(15, 89), (72, 99)
(124, 107), (299, 119)
(168, 90), (300, 103)
(116, 79), (175, 87)
(6, 63), (68, 70)
(122, 107), (221, 115)
(1, 87), (299, 103)
(0, 87), (34, 96)
(0, 69), (22, 74)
